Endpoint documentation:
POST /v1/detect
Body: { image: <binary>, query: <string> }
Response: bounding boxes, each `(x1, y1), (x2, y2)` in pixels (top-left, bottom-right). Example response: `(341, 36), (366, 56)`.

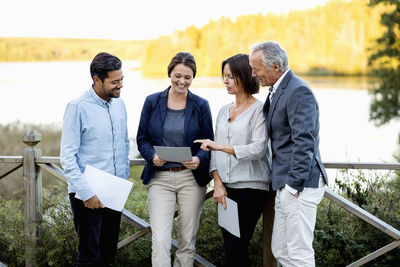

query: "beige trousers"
(271, 177), (326, 267)
(147, 169), (206, 267)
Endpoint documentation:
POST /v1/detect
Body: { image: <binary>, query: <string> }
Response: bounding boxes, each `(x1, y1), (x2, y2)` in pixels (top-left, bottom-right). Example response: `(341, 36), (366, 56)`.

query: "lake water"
(0, 61), (398, 164)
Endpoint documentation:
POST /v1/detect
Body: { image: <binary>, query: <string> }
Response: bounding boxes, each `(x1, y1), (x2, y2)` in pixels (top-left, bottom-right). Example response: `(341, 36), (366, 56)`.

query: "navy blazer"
(264, 70), (328, 191)
(136, 87), (214, 186)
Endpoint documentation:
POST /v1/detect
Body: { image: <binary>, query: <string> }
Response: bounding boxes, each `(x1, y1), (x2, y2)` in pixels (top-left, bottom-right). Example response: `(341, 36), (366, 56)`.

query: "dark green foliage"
(0, 185), (78, 267)
(196, 200), (226, 265)
(368, 0), (400, 126)
(314, 168), (400, 266)
(114, 165), (153, 266)
(2, 153), (400, 266)
(0, 189), (26, 266)
(35, 185), (78, 266)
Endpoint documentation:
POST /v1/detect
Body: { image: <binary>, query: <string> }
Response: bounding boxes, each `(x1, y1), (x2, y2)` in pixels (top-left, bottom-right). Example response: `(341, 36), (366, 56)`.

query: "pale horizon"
(1, 0), (331, 40)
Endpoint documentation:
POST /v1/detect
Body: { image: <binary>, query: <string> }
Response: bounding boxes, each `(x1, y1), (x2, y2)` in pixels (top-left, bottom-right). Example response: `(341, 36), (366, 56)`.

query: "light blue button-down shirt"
(60, 87), (130, 201)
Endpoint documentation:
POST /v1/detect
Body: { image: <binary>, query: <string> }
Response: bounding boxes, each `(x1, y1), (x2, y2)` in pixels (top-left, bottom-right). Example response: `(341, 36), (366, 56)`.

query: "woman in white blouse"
(195, 54), (271, 267)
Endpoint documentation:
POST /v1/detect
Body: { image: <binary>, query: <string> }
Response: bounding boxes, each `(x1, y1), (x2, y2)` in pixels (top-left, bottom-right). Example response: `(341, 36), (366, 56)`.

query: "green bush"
(1, 164), (400, 266)
(314, 169), (400, 266)
(35, 185), (78, 266)
(0, 189), (26, 266)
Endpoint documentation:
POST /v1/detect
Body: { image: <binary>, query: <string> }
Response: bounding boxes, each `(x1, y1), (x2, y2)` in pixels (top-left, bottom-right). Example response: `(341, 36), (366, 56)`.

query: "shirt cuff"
(78, 189), (95, 202)
(285, 184), (298, 195)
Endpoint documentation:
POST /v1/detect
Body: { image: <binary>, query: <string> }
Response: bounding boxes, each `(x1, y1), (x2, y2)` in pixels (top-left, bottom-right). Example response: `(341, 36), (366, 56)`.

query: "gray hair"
(250, 41), (289, 72)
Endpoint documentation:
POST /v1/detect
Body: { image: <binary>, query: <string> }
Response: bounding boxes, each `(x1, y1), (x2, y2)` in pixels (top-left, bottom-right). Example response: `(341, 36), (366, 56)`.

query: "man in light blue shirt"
(60, 52), (130, 266)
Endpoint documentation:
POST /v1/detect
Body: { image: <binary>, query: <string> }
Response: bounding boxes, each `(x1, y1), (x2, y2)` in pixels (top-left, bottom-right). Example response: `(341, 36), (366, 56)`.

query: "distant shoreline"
(0, 59), (374, 78)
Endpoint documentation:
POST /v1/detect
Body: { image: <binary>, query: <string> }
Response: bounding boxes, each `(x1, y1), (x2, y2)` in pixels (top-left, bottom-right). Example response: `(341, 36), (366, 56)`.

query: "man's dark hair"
(90, 52), (122, 82)
(167, 52), (197, 78)
(222, 54), (260, 95)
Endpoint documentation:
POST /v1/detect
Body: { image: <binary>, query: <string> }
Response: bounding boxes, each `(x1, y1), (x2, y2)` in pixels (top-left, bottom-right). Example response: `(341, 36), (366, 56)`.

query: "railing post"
(22, 130), (42, 267)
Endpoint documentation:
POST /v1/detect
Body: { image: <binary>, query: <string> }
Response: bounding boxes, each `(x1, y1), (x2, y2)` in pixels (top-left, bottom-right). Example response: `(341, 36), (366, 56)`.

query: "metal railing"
(1, 130), (400, 267)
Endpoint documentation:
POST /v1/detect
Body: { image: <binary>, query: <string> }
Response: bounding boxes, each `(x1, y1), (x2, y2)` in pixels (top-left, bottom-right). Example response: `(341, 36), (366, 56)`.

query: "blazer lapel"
(184, 90), (194, 138)
(267, 70), (294, 130)
(158, 87), (169, 125)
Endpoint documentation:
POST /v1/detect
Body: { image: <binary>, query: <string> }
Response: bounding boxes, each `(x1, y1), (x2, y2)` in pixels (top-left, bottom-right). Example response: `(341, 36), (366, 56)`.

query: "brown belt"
(159, 166), (187, 172)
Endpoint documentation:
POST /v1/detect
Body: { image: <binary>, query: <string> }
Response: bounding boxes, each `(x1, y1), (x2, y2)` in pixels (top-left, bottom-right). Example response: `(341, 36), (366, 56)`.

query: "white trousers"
(147, 169), (206, 267)
(271, 178), (326, 267)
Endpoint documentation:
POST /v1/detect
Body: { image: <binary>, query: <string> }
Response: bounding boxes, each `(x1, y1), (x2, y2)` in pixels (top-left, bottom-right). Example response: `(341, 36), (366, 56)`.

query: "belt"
(159, 166), (187, 172)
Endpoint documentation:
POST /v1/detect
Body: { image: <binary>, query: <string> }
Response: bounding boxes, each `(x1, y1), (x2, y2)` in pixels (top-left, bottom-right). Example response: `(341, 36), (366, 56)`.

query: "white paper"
(218, 197), (240, 238)
(154, 146), (192, 162)
(75, 165), (133, 212)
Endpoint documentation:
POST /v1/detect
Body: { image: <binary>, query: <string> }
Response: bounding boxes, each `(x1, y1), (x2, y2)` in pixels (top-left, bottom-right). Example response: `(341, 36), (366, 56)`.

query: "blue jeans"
(69, 193), (122, 267)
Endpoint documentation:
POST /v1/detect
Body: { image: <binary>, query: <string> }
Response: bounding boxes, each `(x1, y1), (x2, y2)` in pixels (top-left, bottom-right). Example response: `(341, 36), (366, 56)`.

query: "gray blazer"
(264, 70), (328, 191)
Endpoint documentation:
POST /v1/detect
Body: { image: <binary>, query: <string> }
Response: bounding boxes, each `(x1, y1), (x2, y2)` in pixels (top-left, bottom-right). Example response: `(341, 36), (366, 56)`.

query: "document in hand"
(75, 165), (133, 212)
(154, 146), (192, 162)
(218, 197), (240, 238)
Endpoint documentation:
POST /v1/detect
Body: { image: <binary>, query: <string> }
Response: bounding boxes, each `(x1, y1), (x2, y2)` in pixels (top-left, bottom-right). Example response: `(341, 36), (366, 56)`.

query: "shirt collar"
(89, 86), (113, 106)
(272, 67), (290, 93)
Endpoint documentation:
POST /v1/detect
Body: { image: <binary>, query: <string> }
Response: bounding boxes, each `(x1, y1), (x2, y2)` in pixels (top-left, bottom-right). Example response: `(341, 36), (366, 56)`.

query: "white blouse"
(210, 100), (271, 190)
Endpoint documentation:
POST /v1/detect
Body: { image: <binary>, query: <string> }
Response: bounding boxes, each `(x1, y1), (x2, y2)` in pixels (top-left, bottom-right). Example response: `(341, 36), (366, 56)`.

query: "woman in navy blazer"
(136, 52), (213, 267)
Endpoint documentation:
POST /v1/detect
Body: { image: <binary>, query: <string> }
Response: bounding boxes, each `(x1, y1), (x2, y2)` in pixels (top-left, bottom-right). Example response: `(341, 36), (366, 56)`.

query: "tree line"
(0, 37), (147, 62)
(142, 0), (385, 76)
(0, 0), (386, 77)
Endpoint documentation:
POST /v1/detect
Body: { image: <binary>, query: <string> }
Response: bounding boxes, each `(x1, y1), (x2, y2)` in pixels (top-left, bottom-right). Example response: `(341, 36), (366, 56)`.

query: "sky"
(1, 0), (332, 40)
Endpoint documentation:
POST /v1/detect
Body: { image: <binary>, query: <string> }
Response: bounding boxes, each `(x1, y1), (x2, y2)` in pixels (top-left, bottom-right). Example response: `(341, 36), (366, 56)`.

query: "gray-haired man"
(249, 41), (328, 266)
